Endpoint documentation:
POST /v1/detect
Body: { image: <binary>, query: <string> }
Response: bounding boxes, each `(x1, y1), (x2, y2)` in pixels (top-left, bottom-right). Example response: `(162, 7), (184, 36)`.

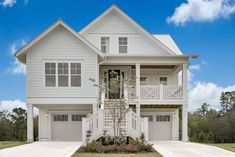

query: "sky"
(0, 0), (235, 112)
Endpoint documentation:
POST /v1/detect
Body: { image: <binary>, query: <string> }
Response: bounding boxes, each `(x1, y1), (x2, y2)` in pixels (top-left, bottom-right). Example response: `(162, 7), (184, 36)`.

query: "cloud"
(0, 0), (29, 8)
(10, 59), (26, 74)
(189, 82), (235, 111)
(0, 0), (16, 7)
(167, 0), (235, 26)
(8, 39), (27, 75)
(0, 99), (38, 114)
(0, 99), (26, 111)
(188, 64), (201, 83)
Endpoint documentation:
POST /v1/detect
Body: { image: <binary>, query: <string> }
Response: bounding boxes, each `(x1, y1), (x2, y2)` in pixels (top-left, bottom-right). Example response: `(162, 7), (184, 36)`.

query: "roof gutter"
(98, 56), (107, 65)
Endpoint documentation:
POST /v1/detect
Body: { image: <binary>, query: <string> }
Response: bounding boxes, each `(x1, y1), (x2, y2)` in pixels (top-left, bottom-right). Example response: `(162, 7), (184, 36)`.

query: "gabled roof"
(153, 34), (183, 55)
(15, 19), (104, 63)
(79, 4), (177, 56)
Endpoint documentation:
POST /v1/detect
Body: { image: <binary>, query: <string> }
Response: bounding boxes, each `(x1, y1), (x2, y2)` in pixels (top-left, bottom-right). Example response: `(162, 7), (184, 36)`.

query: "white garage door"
(141, 113), (172, 141)
(51, 113), (86, 141)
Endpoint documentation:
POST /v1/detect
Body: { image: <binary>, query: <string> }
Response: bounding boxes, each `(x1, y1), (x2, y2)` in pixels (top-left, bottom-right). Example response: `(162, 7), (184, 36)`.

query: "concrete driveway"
(0, 141), (82, 157)
(152, 141), (235, 157)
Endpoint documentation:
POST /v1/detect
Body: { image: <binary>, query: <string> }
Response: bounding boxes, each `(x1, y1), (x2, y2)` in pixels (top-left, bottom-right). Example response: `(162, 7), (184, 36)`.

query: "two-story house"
(15, 4), (197, 143)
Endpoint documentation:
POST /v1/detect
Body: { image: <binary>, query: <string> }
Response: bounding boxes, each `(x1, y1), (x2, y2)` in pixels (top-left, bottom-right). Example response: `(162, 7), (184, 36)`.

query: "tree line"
(0, 108), (38, 141)
(189, 91), (235, 143)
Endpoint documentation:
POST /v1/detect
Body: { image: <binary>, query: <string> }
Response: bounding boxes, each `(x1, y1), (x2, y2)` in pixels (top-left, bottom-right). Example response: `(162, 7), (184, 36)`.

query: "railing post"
(159, 84), (164, 100)
(98, 109), (104, 132)
(82, 118), (87, 144)
(101, 89), (105, 109)
(136, 63), (140, 100)
(126, 111), (132, 134)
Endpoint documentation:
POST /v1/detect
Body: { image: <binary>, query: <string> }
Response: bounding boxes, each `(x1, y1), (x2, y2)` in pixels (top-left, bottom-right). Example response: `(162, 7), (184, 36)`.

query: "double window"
(119, 37), (127, 53)
(101, 37), (110, 53)
(45, 62), (81, 87)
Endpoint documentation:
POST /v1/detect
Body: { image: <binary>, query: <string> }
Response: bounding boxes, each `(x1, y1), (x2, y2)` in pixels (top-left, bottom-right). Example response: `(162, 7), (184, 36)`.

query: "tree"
(10, 108), (27, 141)
(197, 103), (210, 116)
(220, 91), (235, 114)
(0, 111), (14, 140)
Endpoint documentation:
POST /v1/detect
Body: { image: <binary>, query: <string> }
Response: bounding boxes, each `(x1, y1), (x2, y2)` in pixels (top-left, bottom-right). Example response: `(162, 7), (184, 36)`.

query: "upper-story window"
(119, 37), (127, 53)
(140, 75), (148, 85)
(45, 62), (81, 87)
(58, 63), (69, 87)
(45, 63), (56, 87)
(159, 76), (168, 85)
(70, 63), (81, 87)
(101, 37), (110, 53)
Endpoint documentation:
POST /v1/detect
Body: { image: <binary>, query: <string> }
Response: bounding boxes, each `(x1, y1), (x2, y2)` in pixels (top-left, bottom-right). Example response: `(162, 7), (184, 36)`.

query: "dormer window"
(101, 37), (110, 53)
(119, 37), (127, 53)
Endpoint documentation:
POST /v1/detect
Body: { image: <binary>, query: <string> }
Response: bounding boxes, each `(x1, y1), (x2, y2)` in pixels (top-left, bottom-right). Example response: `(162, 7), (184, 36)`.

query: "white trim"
(15, 19), (104, 63)
(28, 97), (98, 105)
(79, 4), (176, 55)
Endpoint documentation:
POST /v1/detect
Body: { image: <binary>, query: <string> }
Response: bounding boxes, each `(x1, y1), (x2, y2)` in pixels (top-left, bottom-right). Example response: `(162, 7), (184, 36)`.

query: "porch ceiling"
(129, 104), (182, 109)
(100, 64), (179, 69)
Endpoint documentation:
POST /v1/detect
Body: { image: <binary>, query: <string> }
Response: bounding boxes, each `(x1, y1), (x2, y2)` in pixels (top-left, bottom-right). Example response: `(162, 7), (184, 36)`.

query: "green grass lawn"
(72, 152), (162, 157)
(0, 141), (25, 149)
(209, 143), (235, 152)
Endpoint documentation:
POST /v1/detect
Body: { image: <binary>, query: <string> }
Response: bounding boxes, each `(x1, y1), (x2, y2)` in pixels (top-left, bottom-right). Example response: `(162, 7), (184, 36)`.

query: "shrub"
(77, 137), (155, 153)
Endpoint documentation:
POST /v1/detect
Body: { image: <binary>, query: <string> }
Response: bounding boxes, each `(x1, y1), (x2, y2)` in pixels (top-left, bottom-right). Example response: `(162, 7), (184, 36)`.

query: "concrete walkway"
(0, 141), (82, 157)
(152, 141), (235, 157)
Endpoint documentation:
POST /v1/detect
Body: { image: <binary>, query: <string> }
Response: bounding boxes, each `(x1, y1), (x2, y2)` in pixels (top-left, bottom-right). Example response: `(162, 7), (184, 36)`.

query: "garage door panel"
(141, 112), (172, 141)
(51, 113), (84, 141)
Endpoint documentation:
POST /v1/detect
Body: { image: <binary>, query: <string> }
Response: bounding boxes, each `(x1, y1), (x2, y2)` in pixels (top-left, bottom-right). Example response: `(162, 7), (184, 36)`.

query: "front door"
(108, 70), (120, 99)
(104, 69), (125, 99)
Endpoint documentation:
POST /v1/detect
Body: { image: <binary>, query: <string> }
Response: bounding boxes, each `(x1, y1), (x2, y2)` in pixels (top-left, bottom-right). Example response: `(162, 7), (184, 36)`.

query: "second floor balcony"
(100, 62), (188, 104)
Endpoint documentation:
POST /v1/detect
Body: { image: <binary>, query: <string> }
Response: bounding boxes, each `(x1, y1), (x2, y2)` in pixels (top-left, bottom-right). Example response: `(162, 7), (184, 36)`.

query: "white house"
(15, 4), (197, 143)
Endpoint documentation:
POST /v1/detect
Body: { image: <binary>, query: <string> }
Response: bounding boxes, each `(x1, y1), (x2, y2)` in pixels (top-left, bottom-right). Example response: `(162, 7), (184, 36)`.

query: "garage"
(141, 112), (172, 141)
(51, 113), (86, 141)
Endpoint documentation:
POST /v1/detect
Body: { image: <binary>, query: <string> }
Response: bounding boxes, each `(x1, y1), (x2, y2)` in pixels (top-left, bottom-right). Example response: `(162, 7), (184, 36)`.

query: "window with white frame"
(45, 62), (81, 87)
(140, 76), (148, 85)
(70, 63), (81, 87)
(71, 115), (86, 121)
(119, 37), (127, 53)
(53, 115), (68, 121)
(45, 63), (56, 87)
(156, 115), (170, 122)
(159, 76), (168, 85)
(101, 37), (110, 53)
(58, 63), (69, 87)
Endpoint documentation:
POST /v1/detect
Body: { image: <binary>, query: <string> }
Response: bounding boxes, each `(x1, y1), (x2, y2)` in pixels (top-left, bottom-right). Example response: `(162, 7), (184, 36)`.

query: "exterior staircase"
(82, 101), (148, 143)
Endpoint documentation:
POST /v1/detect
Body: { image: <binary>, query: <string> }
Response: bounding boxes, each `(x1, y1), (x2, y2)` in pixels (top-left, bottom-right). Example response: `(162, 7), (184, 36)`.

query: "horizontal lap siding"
(131, 69), (178, 85)
(82, 10), (170, 55)
(26, 25), (98, 98)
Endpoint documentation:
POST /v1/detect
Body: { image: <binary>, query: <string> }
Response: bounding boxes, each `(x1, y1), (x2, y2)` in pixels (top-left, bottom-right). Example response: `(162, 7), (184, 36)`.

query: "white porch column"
(182, 64), (188, 101)
(27, 104), (34, 143)
(182, 63), (188, 141)
(135, 63), (140, 116)
(182, 105), (188, 141)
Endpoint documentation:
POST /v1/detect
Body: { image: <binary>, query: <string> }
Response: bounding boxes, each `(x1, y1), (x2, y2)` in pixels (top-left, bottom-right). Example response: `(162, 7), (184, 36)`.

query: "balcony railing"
(140, 85), (183, 99)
